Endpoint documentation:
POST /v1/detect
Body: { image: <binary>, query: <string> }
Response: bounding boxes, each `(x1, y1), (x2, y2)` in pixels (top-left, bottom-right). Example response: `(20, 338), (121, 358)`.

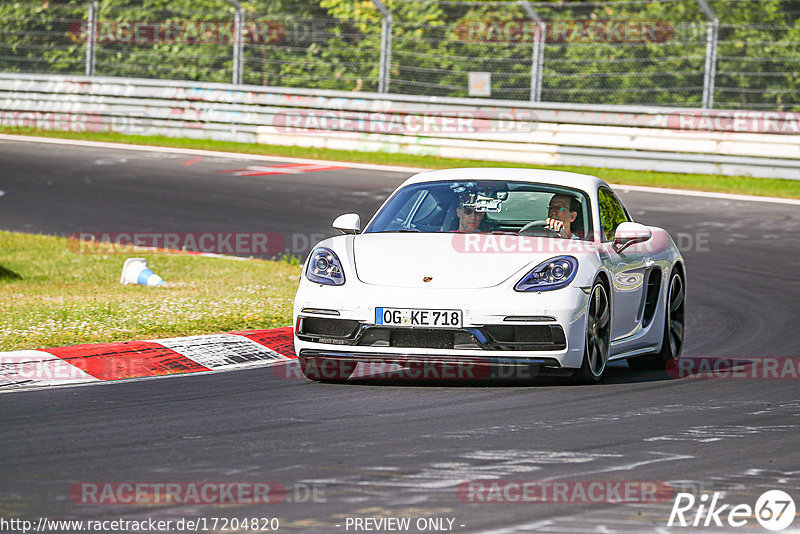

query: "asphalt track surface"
(1, 138), (799, 533)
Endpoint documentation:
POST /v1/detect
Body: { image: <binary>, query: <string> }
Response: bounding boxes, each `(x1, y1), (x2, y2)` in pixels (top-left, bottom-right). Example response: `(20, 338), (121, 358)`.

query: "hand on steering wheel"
(545, 217), (567, 237)
(518, 220), (561, 237)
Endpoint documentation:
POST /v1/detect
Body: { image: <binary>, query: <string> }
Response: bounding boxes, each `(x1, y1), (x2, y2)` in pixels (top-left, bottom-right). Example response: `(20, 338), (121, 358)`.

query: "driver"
(456, 201), (485, 233)
(545, 194), (580, 239)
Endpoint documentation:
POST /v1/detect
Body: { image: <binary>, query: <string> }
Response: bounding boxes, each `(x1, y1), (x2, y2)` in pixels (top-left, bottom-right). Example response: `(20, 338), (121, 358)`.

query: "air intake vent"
(299, 317), (360, 338)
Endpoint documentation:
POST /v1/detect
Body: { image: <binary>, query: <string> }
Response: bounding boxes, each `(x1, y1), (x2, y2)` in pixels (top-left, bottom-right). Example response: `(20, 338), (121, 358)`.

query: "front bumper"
(293, 282), (591, 369)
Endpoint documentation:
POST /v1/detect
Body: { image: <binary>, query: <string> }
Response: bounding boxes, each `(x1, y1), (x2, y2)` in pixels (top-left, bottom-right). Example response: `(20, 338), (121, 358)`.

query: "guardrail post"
(227, 0), (244, 84)
(371, 0), (392, 93)
(696, 0), (718, 109)
(85, 0), (98, 76)
(519, 2), (545, 102)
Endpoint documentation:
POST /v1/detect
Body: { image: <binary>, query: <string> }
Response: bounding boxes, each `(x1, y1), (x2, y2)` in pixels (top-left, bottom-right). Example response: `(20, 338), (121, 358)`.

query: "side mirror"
(613, 222), (651, 253)
(333, 213), (361, 235)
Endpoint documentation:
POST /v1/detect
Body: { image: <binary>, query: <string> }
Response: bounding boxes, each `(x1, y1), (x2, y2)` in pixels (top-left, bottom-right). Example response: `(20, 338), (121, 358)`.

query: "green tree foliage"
(1, 0), (797, 109)
(0, 1), (87, 74)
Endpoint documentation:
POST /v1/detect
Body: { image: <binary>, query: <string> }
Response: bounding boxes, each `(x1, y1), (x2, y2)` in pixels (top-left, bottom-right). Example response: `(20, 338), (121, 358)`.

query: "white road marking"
(2, 134), (798, 204)
(645, 424), (798, 443)
(539, 452), (695, 481)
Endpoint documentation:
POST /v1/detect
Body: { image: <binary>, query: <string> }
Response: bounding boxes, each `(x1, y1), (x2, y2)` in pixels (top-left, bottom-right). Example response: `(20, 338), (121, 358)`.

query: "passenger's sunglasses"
(460, 207), (481, 216)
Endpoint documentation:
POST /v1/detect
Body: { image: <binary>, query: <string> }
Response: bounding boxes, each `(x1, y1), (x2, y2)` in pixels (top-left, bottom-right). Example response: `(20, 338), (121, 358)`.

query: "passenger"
(456, 202), (485, 233)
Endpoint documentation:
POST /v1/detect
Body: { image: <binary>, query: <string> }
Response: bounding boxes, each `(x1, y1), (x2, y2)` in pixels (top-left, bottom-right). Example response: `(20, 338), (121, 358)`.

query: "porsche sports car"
(293, 168), (685, 383)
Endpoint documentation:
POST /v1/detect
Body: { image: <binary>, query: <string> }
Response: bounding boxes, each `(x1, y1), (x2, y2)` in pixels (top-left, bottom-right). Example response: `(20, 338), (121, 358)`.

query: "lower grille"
(297, 317), (567, 352)
(297, 317), (360, 338)
(484, 325), (553, 343)
(482, 324), (566, 350)
(356, 328), (478, 349)
(392, 329), (453, 349)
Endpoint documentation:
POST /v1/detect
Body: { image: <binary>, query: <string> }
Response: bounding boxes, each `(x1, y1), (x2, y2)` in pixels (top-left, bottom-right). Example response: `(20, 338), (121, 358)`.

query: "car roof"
(399, 168), (608, 194)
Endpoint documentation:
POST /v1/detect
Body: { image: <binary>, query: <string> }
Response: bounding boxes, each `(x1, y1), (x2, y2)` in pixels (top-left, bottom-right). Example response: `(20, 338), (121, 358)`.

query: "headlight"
(306, 247), (345, 286)
(514, 256), (578, 292)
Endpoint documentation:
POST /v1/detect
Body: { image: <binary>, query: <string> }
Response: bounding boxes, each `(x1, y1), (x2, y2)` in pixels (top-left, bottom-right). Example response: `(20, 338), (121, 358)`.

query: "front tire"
(574, 280), (611, 384)
(628, 270), (685, 370)
(298, 356), (356, 382)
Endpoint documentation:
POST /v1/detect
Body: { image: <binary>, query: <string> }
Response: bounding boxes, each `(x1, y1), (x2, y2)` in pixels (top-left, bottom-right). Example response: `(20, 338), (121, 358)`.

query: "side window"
(598, 187), (629, 241)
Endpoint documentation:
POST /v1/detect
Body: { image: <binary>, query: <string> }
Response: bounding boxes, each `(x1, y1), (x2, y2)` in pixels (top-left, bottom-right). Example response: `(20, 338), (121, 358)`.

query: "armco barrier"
(1, 73), (798, 179)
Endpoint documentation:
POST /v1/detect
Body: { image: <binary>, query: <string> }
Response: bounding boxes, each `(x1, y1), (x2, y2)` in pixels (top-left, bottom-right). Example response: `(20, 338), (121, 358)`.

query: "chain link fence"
(1, 0), (798, 110)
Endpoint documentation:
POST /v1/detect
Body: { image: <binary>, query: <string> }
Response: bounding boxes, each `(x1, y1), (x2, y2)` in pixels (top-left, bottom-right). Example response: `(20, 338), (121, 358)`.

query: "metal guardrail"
(1, 73), (798, 179)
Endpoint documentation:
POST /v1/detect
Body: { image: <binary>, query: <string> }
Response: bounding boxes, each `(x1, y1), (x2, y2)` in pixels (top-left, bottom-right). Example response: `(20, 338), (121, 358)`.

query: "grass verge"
(2, 127), (799, 199)
(0, 231), (300, 351)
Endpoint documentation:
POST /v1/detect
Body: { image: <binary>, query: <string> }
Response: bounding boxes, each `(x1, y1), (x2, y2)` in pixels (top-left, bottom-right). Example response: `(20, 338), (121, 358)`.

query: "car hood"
(352, 233), (561, 289)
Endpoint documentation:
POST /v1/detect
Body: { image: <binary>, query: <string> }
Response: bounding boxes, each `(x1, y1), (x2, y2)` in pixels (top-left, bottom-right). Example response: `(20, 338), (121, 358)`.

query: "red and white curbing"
(0, 328), (296, 392)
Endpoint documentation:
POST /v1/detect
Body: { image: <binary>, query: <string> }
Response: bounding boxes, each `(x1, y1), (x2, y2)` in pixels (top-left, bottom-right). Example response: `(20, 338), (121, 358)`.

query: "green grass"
(3, 127), (800, 199)
(0, 231), (301, 351)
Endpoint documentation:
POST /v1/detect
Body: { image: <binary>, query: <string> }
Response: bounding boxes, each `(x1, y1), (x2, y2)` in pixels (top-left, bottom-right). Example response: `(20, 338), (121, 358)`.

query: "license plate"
(375, 307), (462, 328)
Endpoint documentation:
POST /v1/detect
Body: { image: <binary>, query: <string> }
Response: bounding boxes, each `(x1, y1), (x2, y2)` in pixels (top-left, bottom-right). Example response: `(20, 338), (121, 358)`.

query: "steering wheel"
(518, 220), (561, 238)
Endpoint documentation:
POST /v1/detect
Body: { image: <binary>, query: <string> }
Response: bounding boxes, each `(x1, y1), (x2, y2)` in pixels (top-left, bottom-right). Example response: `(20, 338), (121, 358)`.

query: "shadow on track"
(291, 360), (676, 388)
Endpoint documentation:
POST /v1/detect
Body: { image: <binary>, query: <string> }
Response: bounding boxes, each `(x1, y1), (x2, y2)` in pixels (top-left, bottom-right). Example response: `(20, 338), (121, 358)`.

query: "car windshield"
(364, 180), (593, 239)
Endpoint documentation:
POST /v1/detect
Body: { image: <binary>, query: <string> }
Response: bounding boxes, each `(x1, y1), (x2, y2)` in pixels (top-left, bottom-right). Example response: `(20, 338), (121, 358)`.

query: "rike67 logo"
(668, 490), (796, 531)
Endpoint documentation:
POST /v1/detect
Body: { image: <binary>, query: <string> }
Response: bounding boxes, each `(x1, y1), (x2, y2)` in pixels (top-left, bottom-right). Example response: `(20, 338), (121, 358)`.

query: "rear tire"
(298, 356), (356, 382)
(574, 280), (611, 384)
(628, 270), (685, 371)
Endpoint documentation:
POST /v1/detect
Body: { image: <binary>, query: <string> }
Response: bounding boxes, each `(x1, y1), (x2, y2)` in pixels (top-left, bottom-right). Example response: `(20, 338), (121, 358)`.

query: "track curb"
(0, 327), (296, 392)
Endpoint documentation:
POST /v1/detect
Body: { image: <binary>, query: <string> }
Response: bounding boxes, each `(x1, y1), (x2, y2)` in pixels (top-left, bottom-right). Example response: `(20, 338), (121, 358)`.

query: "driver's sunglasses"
(547, 204), (568, 213)
(460, 207), (480, 216)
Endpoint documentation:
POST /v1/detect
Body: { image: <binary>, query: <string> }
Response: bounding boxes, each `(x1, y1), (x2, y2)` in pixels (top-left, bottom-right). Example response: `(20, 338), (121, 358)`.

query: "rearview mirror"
(333, 213), (361, 235)
(613, 222), (651, 253)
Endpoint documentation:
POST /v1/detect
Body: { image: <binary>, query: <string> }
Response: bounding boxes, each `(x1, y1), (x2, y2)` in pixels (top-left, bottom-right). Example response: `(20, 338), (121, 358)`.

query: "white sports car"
(293, 168), (685, 383)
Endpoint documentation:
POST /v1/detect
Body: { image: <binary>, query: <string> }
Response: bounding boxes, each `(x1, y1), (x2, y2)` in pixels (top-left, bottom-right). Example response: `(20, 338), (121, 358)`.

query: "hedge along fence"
(1, 0), (800, 110)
